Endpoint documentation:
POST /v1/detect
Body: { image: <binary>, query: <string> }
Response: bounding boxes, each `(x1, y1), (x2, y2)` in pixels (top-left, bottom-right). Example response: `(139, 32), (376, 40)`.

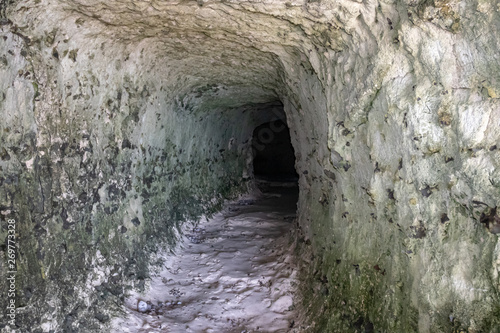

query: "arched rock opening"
(252, 118), (299, 181)
(1, 0), (500, 332)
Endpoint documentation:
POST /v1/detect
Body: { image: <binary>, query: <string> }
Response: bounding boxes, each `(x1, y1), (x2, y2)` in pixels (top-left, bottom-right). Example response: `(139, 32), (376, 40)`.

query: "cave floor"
(111, 181), (303, 333)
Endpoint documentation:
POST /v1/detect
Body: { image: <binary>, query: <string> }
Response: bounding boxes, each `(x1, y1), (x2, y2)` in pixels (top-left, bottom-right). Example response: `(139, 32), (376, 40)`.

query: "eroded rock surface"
(1, 0), (500, 332)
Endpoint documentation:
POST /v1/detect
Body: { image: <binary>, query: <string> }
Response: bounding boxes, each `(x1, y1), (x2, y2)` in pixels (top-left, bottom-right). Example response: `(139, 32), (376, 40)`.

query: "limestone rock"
(1, 0), (499, 331)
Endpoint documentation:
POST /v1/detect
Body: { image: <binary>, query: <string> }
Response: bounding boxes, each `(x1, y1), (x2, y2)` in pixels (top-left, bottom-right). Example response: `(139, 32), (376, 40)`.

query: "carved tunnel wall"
(1, 0), (500, 332)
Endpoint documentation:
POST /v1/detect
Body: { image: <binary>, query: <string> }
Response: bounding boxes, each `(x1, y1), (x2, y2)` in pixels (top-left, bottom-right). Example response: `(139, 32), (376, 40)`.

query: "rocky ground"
(110, 181), (307, 333)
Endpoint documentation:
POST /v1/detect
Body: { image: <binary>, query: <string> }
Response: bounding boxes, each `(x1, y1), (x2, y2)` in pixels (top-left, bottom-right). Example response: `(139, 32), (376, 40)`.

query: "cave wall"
(1, 0), (500, 332)
(292, 1), (500, 331)
(0, 16), (276, 331)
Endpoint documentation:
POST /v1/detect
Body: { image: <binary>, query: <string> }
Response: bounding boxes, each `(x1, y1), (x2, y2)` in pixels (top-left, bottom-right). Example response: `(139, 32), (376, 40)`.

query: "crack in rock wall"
(1, 0), (500, 332)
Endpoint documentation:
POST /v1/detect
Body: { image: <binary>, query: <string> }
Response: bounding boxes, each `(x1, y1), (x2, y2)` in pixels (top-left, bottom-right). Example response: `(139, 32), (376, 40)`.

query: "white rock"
(137, 301), (150, 313)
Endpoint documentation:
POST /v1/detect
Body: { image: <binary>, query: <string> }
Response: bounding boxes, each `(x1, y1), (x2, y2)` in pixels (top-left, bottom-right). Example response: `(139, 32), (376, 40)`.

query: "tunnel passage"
(5, 0), (500, 332)
(252, 118), (299, 181)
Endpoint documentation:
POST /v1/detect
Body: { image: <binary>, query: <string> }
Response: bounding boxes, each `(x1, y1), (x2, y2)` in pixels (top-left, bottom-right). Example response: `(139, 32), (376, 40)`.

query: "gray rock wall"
(1, 0), (499, 332)
(0, 17), (267, 331)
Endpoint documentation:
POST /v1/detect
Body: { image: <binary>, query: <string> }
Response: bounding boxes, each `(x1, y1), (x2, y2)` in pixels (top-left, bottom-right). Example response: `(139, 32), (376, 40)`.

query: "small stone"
(137, 300), (150, 312)
(420, 186), (432, 198)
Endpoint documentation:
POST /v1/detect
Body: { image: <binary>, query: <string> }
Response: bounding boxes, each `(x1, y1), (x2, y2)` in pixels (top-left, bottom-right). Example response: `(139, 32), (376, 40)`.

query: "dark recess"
(252, 119), (298, 181)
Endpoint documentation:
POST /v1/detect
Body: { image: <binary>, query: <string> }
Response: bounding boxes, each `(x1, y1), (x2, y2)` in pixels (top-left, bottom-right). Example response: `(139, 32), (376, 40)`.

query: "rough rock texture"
(1, 0), (499, 332)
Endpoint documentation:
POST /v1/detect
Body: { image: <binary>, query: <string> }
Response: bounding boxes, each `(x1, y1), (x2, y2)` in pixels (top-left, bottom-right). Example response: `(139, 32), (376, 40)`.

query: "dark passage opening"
(252, 119), (299, 181)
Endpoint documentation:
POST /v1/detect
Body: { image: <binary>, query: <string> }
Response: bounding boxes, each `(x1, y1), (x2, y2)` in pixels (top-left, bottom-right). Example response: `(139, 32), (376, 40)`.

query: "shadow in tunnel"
(252, 119), (299, 182)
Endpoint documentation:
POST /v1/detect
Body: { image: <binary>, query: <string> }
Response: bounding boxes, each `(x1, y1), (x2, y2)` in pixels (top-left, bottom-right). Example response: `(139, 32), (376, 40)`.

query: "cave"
(1, 0), (500, 332)
(251, 109), (299, 181)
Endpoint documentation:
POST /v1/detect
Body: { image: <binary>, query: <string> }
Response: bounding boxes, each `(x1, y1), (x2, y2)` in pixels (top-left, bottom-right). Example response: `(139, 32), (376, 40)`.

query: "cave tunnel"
(251, 112), (299, 182)
(2, 1), (500, 332)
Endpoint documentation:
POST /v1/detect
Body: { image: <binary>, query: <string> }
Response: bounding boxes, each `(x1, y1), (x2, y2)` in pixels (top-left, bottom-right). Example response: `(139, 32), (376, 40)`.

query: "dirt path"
(111, 182), (304, 333)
